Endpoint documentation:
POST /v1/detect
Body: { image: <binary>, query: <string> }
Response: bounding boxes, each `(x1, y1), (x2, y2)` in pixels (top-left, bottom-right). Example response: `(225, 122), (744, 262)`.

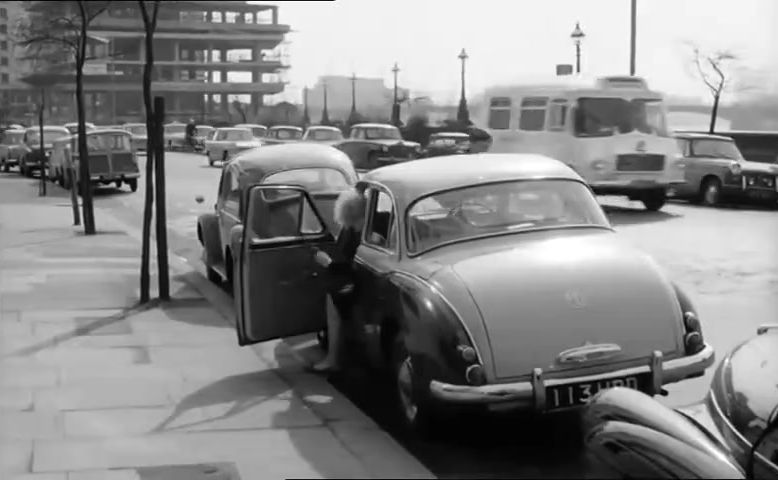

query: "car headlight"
(728, 162), (742, 175)
(746, 176), (756, 186)
(381, 146), (388, 153)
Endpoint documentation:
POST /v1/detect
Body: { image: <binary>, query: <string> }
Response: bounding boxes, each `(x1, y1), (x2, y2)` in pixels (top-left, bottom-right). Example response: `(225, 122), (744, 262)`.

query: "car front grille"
(387, 143), (413, 158)
(616, 154), (665, 172)
(111, 153), (138, 174)
(89, 155), (111, 175)
(744, 174), (777, 189)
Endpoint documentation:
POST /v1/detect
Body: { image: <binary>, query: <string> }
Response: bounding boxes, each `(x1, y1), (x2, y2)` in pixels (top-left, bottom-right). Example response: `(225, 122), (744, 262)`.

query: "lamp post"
(320, 81), (330, 125)
(570, 22), (585, 74)
(391, 62), (400, 126)
(350, 72), (357, 114)
(302, 86), (310, 128)
(457, 48), (470, 125)
(630, 0), (637, 75)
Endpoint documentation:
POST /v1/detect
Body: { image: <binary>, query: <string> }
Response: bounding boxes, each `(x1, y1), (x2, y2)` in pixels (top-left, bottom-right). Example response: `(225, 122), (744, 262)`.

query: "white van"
(480, 75), (686, 211)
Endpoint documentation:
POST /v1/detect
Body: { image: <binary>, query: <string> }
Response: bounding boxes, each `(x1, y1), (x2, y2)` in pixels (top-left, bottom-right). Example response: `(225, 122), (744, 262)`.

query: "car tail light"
(683, 311), (705, 355)
(457, 345), (477, 364)
(465, 364), (486, 386)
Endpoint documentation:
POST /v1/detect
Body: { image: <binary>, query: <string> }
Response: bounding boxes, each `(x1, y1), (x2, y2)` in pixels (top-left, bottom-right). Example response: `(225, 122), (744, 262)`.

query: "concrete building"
(306, 75), (410, 122)
(19, 0), (291, 124)
(0, 0), (33, 124)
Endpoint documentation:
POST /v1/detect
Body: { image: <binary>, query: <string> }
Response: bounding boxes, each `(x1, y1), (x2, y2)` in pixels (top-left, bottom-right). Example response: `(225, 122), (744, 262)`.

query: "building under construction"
(17, 0), (291, 124)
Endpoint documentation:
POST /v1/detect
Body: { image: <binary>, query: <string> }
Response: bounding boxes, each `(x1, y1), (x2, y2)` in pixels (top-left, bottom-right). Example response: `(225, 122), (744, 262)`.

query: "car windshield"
(27, 129), (69, 143)
(691, 139), (744, 160)
(363, 127), (402, 140)
(263, 167), (350, 193)
(125, 125), (146, 136)
(217, 129), (253, 141)
(574, 98), (669, 137)
(165, 125), (186, 134)
(273, 129), (302, 140)
(86, 133), (131, 152)
(196, 127), (213, 137)
(407, 180), (610, 254)
(2, 132), (25, 144)
(250, 127), (267, 137)
(308, 129), (343, 141)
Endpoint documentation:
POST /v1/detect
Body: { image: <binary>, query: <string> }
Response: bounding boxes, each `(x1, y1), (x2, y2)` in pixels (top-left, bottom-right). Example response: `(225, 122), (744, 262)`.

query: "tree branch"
(693, 49), (717, 95)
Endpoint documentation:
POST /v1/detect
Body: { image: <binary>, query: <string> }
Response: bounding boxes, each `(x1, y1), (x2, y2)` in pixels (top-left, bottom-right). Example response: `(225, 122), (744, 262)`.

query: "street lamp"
(350, 72), (357, 114)
(391, 62), (400, 126)
(457, 48), (470, 125)
(302, 86), (310, 127)
(570, 22), (585, 74)
(320, 81), (330, 125)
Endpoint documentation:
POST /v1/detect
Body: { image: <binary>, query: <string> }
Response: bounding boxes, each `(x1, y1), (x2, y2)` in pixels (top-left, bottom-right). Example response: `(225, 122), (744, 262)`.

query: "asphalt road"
(45, 152), (778, 478)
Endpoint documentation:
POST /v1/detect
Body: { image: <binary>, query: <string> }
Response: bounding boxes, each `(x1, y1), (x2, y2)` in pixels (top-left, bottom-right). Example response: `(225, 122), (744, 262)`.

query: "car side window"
(217, 169), (231, 202)
(352, 128), (364, 140)
(364, 189), (396, 251)
(676, 139), (690, 157)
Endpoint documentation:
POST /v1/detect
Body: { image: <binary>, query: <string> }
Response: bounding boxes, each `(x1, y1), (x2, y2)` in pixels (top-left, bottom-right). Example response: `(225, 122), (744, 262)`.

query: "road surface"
(85, 152), (778, 477)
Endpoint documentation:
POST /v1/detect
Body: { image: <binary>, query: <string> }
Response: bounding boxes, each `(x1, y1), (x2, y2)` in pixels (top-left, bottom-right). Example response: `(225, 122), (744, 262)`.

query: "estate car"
(123, 123), (148, 152)
(303, 125), (345, 145)
(0, 129), (27, 172)
(672, 132), (778, 207)
(423, 132), (472, 157)
(227, 153), (715, 436)
(204, 128), (262, 166)
(19, 126), (71, 177)
(235, 124), (268, 141)
(196, 143), (358, 287)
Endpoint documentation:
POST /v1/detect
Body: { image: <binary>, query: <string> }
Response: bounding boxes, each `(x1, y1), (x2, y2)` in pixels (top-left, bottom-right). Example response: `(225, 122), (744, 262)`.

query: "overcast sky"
(256, 0), (777, 103)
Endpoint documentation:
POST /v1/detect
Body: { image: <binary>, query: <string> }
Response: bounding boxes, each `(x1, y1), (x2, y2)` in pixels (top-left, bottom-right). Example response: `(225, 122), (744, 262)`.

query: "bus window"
(547, 99), (568, 131)
(488, 97), (511, 130)
(519, 97), (548, 131)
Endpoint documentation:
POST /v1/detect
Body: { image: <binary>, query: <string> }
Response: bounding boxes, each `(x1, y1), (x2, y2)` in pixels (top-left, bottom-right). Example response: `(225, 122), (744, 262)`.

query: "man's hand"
(313, 249), (332, 268)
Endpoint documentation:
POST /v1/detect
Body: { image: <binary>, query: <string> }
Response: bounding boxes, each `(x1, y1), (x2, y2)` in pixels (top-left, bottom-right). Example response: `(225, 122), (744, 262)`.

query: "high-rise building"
(0, 0), (34, 124)
(18, 1), (291, 124)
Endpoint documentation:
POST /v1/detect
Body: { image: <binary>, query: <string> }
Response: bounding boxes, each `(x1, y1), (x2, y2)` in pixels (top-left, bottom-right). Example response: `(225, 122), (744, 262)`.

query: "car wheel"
(700, 177), (721, 206)
(641, 189), (667, 211)
(127, 178), (138, 192)
(392, 337), (441, 438)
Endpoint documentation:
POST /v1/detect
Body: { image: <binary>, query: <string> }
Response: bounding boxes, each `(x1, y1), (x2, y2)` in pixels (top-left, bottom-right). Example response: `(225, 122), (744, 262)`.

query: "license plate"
(546, 375), (645, 410)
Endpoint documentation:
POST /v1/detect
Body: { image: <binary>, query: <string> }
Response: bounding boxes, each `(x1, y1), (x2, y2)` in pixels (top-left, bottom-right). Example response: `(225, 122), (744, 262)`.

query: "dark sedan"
(423, 132), (472, 157)
(335, 123), (421, 171)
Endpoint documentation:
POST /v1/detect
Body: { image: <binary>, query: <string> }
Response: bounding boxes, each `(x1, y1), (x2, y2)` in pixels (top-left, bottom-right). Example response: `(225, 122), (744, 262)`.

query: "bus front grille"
(616, 154), (665, 172)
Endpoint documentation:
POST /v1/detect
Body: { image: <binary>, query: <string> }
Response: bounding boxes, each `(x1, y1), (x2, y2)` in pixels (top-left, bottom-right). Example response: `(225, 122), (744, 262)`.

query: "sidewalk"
(0, 175), (434, 480)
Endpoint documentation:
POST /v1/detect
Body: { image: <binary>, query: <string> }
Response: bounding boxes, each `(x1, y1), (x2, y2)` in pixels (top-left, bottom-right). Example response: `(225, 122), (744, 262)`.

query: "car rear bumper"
(591, 179), (686, 195)
(90, 173), (141, 181)
(428, 343), (715, 411)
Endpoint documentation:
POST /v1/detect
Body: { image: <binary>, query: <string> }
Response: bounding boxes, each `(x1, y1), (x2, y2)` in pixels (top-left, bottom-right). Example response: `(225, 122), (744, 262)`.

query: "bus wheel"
(641, 189), (667, 211)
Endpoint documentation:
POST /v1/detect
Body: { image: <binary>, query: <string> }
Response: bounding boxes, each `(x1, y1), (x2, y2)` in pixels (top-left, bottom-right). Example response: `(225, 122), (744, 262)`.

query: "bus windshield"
(574, 98), (668, 138)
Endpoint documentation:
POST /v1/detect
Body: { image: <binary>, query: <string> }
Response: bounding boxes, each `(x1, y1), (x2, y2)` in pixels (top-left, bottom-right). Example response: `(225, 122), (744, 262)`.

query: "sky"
(256, 0), (778, 104)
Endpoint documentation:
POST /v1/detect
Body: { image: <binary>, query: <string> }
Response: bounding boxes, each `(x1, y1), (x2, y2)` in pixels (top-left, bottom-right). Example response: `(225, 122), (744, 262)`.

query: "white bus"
(480, 75), (686, 211)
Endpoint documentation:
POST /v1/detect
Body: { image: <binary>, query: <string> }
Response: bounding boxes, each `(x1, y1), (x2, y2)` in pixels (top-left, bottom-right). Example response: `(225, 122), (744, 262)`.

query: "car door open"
(235, 184), (337, 346)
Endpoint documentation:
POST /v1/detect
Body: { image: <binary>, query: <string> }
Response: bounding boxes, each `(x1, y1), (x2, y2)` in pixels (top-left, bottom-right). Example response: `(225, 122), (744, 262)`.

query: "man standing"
(185, 118), (197, 149)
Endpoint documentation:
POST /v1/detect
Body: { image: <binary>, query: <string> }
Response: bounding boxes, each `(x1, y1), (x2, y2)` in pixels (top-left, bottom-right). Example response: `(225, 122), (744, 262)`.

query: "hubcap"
(704, 183), (719, 204)
(397, 356), (418, 423)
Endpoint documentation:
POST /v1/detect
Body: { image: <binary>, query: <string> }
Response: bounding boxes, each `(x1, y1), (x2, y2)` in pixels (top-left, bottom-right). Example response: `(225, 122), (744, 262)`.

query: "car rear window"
(263, 168), (351, 193)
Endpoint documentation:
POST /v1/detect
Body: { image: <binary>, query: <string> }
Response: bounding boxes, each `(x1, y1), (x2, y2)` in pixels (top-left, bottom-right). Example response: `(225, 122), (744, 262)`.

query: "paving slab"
(34, 380), (173, 412)
(0, 439), (32, 475)
(0, 388), (33, 410)
(7, 474), (67, 480)
(69, 471), (140, 480)
(0, 411), (64, 440)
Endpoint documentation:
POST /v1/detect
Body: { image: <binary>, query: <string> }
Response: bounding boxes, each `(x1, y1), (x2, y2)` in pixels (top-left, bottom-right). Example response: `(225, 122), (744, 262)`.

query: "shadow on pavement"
(668, 198), (778, 212)
(603, 204), (681, 227)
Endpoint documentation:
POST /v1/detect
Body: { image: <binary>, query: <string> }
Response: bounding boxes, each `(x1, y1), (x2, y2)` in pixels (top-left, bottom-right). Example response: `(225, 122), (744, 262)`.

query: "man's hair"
(334, 188), (366, 229)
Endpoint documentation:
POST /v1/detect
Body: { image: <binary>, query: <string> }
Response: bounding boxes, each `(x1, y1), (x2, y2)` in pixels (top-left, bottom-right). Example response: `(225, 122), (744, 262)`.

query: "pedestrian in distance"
(309, 186), (367, 374)
(185, 118), (197, 149)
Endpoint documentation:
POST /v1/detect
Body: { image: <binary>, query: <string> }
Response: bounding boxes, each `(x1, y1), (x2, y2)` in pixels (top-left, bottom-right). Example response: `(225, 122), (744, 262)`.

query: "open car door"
(235, 184), (337, 346)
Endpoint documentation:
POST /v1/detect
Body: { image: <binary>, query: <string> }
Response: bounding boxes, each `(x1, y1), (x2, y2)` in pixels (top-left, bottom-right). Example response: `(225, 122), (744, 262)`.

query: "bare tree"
(138, 0), (160, 304)
(232, 100), (248, 123)
(689, 46), (738, 133)
(16, 0), (112, 235)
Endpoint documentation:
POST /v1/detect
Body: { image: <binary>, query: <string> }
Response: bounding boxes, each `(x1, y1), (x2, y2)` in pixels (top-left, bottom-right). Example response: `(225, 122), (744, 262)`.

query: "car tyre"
(127, 178), (138, 192)
(641, 189), (667, 211)
(700, 177), (721, 207)
(391, 337), (441, 439)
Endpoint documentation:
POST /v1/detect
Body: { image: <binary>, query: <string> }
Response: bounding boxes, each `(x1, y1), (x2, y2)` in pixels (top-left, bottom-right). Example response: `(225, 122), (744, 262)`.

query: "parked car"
(235, 124), (268, 141)
(335, 122), (421, 171)
(584, 325), (778, 479)
(204, 127), (261, 166)
(0, 129), (27, 172)
(163, 122), (186, 150)
(49, 129), (140, 193)
(19, 126), (71, 177)
(423, 132), (472, 157)
(64, 122), (96, 135)
(263, 125), (303, 145)
(671, 132), (778, 207)
(122, 123), (148, 152)
(225, 153), (715, 436)
(303, 125), (344, 145)
(196, 143), (358, 287)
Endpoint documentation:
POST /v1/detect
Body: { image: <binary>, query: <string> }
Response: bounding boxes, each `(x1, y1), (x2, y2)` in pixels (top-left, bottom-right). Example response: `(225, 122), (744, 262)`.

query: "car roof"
(123, 123), (145, 127)
(236, 123), (266, 128)
(269, 125), (302, 130)
(362, 153), (581, 204)
(306, 125), (341, 131)
(196, 124), (213, 128)
(215, 127), (251, 132)
(431, 132), (470, 138)
(3, 129), (25, 134)
(233, 143), (356, 180)
(27, 126), (70, 132)
(673, 131), (733, 141)
(65, 129), (131, 138)
(352, 123), (396, 129)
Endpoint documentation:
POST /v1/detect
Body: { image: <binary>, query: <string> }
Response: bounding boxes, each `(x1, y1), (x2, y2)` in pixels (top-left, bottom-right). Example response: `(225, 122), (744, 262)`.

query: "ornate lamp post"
(457, 48), (470, 125)
(391, 62), (400, 126)
(570, 22), (585, 74)
(320, 81), (330, 125)
(302, 86), (310, 128)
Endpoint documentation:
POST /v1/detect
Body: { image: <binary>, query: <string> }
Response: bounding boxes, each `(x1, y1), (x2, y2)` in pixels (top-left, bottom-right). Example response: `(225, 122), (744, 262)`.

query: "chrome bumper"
(429, 344), (715, 410)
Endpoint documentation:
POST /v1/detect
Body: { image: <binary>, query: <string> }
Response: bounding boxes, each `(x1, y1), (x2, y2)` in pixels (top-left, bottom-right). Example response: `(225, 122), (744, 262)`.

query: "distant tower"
(320, 82), (330, 125)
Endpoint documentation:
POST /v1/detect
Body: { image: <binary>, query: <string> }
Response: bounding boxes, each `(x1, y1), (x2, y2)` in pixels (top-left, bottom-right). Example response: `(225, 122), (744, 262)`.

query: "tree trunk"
(76, 24), (95, 235)
(153, 96), (169, 300)
(708, 93), (720, 134)
(38, 95), (46, 196)
(139, 1), (157, 304)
